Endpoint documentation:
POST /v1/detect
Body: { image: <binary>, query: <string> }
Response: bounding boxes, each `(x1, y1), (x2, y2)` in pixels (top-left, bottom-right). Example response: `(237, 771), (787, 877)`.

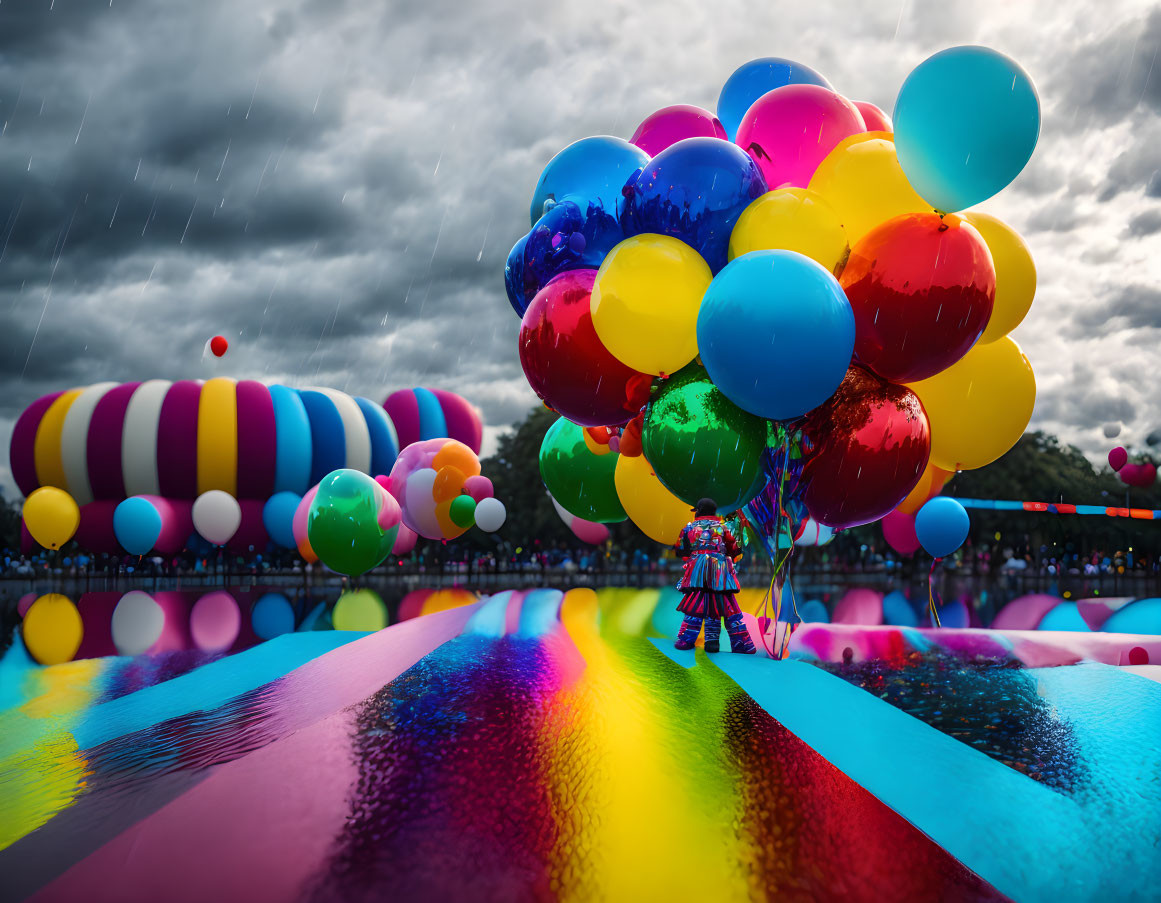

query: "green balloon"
(539, 416), (626, 523)
(642, 363), (767, 513)
(307, 469), (398, 576)
(449, 494), (477, 528)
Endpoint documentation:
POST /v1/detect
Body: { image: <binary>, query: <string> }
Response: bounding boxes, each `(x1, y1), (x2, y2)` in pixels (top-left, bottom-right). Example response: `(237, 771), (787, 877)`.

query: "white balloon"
(192, 490), (242, 545)
(403, 468), (442, 539)
(1102, 422), (1122, 439)
(111, 590), (165, 656)
(474, 497), (507, 532)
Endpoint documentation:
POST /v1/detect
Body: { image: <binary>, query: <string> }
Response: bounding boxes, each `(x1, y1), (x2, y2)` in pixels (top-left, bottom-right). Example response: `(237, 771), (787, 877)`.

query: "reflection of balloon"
(192, 490), (242, 546)
(881, 509), (921, 555)
(548, 492), (608, 544)
(853, 101), (892, 132)
(308, 469), (400, 576)
(1109, 446), (1128, 472)
(641, 363), (767, 513)
(251, 593), (295, 639)
(22, 594), (83, 664)
(210, 335), (228, 357)
(894, 46), (1040, 212)
(716, 57), (833, 142)
(1102, 422), (1122, 440)
(22, 486), (80, 550)
(915, 496), (970, 558)
(797, 365), (931, 529)
(962, 212), (1037, 343)
(112, 591), (165, 655)
(728, 187), (850, 275)
(621, 137), (767, 273)
(590, 235), (712, 376)
(529, 135), (648, 226)
(896, 461), (953, 515)
(614, 452), (691, 544)
(333, 589), (388, 631)
(907, 336), (1035, 472)
(539, 417), (626, 523)
(736, 84), (865, 189)
(841, 212), (995, 382)
(809, 133), (931, 244)
(520, 269), (652, 427)
(474, 497), (507, 533)
(190, 591), (240, 652)
(383, 386), (481, 455)
(630, 104), (727, 156)
(698, 250), (854, 421)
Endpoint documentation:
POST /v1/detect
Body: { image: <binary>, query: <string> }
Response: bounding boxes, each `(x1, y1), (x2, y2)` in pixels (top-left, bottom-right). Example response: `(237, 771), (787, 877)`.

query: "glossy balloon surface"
(539, 417), (626, 523)
(307, 469), (399, 576)
(630, 104), (727, 156)
(529, 136), (648, 226)
(716, 57), (833, 142)
(962, 212), (1036, 343)
(728, 187), (850, 275)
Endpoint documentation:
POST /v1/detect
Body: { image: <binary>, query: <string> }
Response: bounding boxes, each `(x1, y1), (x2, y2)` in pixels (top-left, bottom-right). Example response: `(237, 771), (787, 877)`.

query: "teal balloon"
(307, 469), (398, 576)
(894, 46), (1040, 212)
(449, 494), (477, 528)
(539, 417), (626, 523)
(641, 363), (767, 513)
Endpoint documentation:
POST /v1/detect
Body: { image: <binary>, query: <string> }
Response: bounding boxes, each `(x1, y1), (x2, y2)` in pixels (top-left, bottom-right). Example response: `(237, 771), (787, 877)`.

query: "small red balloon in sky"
(210, 335), (229, 357)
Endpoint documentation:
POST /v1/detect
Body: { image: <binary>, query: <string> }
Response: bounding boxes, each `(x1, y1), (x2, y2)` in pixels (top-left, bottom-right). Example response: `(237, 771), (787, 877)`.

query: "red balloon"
(853, 101), (893, 132)
(881, 509), (921, 555)
(519, 269), (652, 427)
(797, 365), (931, 529)
(1108, 446), (1128, 472)
(840, 212), (995, 383)
(210, 335), (229, 357)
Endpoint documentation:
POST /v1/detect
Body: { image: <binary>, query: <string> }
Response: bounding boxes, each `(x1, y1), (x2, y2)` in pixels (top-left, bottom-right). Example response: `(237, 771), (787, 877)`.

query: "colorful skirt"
(677, 590), (741, 618)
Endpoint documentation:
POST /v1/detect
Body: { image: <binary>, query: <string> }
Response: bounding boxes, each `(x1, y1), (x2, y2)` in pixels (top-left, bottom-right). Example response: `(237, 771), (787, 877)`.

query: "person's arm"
(676, 524), (691, 558)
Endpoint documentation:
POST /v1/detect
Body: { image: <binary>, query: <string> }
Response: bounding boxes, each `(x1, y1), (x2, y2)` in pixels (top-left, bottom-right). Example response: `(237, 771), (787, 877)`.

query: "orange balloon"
(432, 465), (467, 502)
(432, 440), (481, 478)
(896, 462), (953, 514)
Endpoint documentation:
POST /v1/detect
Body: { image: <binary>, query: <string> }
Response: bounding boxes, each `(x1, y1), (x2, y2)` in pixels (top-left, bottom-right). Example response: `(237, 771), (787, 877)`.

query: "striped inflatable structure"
(10, 381), (482, 556)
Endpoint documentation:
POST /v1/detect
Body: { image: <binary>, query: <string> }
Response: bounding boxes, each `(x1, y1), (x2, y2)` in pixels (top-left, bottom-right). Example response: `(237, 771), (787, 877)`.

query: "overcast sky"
(1, 0), (1159, 499)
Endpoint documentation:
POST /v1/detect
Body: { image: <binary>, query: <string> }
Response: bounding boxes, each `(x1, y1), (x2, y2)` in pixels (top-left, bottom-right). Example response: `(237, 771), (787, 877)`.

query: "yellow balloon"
(962, 212), (1036, 343)
(907, 336), (1035, 472)
(614, 453), (692, 545)
(22, 594), (83, 665)
(729, 187), (850, 276)
(591, 235), (712, 376)
(808, 132), (932, 245)
(22, 487), (80, 550)
(583, 429), (612, 456)
(896, 462), (953, 514)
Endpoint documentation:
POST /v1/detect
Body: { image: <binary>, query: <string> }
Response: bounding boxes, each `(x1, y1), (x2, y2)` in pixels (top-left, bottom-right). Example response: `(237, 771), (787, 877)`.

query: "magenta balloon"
(17, 593), (36, 618)
(832, 588), (883, 625)
(570, 517), (610, 545)
(735, 84), (866, 188)
(630, 104), (727, 157)
(463, 474), (494, 502)
(881, 509), (921, 555)
(1120, 462), (1157, 488)
(392, 522), (418, 554)
(853, 100), (893, 132)
(1108, 446), (1128, 472)
(136, 496), (193, 557)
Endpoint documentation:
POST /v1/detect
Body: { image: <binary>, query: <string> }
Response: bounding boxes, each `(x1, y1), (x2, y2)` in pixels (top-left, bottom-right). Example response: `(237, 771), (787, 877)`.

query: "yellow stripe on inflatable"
(196, 377), (238, 496)
(33, 389), (83, 492)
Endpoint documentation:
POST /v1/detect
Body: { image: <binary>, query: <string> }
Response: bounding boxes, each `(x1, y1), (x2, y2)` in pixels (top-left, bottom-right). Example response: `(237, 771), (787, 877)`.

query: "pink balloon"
(375, 486), (402, 532)
(375, 474), (399, 499)
(881, 509), (921, 555)
(630, 104), (727, 157)
(392, 523), (417, 554)
(570, 518), (610, 545)
(292, 485), (319, 561)
(17, 593), (36, 617)
(735, 84), (866, 188)
(1120, 462), (1157, 488)
(853, 101), (893, 132)
(463, 474), (494, 502)
(1108, 446), (1128, 472)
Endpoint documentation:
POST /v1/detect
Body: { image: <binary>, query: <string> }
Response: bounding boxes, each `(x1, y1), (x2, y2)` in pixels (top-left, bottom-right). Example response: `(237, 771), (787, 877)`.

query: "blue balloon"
(113, 497), (162, 556)
(621, 137), (766, 272)
(882, 590), (918, 627)
(519, 197), (624, 307)
(251, 592), (295, 640)
(914, 496), (970, 558)
(504, 233), (532, 317)
(893, 46), (1040, 212)
(263, 491), (301, 549)
(717, 57), (833, 142)
(529, 136), (648, 227)
(697, 250), (854, 420)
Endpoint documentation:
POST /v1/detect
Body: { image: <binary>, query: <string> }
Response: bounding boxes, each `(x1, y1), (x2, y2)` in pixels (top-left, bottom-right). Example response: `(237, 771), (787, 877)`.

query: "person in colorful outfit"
(673, 498), (756, 654)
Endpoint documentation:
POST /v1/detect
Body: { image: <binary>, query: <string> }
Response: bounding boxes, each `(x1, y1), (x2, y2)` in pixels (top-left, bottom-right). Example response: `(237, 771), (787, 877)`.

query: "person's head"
(695, 498), (717, 517)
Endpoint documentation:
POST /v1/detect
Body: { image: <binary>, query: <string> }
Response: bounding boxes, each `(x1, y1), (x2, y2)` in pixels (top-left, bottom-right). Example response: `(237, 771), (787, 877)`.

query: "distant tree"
(0, 490), (20, 551)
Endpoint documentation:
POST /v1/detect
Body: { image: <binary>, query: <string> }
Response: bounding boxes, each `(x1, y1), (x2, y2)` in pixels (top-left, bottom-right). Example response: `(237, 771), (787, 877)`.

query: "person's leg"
(725, 612), (756, 654)
(703, 616), (721, 653)
(675, 616), (703, 650)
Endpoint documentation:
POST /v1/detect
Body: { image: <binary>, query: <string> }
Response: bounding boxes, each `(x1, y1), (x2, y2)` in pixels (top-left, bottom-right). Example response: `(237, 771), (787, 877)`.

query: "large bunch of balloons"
(12, 380), (498, 559)
(506, 47), (1040, 547)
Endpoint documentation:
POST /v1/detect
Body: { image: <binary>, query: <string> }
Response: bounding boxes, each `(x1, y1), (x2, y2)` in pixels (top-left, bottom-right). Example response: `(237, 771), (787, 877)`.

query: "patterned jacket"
(675, 516), (741, 592)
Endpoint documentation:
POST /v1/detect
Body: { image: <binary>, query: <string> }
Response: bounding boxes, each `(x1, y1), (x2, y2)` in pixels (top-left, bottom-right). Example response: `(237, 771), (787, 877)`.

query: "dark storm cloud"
(1126, 208), (1161, 235)
(1071, 284), (1161, 335)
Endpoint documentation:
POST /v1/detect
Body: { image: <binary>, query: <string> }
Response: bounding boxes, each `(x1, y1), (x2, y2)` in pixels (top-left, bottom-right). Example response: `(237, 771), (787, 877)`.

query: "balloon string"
(927, 557), (943, 628)
(758, 439), (796, 659)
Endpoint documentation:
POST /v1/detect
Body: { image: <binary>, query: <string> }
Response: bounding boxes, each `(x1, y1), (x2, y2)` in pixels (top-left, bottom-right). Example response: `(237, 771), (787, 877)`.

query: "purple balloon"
(1108, 446), (1128, 472)
(630, 104), (728, 157)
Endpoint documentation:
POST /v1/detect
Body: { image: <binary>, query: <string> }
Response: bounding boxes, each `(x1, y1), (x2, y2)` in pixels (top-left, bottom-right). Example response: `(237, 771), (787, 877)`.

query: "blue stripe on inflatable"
(269, 385), (313, 495)
(298, 389), (347, 485)
(1075, 505), (1107, 515)
(355, 396), (399, 477)
(412, 387), (447, 441)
